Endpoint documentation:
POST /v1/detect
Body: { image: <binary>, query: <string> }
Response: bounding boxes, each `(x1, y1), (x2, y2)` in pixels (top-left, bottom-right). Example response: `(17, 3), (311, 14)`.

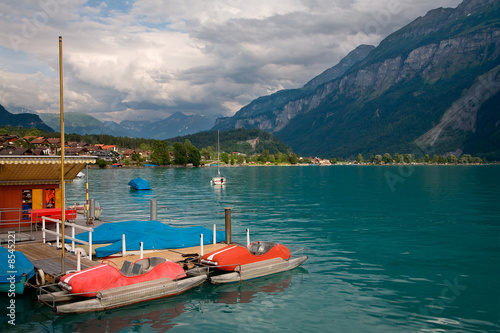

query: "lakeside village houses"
(0, 134), (135, 162)
(0, 134), (338, 168)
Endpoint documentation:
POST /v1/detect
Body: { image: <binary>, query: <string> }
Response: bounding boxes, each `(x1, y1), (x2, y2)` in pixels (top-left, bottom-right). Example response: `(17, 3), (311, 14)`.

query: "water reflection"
(203, 268), (307, 305)
(53, 295), (189, 332)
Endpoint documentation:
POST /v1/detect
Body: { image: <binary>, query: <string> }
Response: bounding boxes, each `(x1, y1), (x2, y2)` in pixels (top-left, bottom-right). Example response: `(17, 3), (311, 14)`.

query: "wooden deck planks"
(16, 243), (97, 267)
(16, 242), (100, 284)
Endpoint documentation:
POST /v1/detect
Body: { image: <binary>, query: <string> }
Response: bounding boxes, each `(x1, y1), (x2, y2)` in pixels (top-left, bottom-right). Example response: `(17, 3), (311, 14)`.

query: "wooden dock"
(16, 242), (227, 284)
(16, 243), (99, 284)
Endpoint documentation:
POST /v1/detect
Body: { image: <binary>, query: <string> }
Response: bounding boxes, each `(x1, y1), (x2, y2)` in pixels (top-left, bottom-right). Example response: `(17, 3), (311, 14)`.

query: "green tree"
(356, 153), (364, 164)
(185, 139), (201, 166)
(139, 143), (151, 151)
(275, 152), (288, 163)
(289, 153), (298, 164)
(424, 154), (431, 163)
(187, 146), (201, 166)
(131, 153), (142, 162)
(374, 154), (383, 164)
(383, 153), (392, 164)
(404, 154), (414, 164)
(448, 155), (458, 164)
(150, 140), (170, 165)
(260, 149), (270, 162)
(221, 152), (229, 164)
(26, 128), (43, 137)
(96, 158), (108, 168)
(201, 148), (209, 161)
(173, 142), (187, 165)
(206, 146), (216, 160)
(472, 156), (483, 164)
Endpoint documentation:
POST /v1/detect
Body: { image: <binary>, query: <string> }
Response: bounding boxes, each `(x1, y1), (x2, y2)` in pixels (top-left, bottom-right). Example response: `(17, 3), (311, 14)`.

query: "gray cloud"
(0, 0), (463, 123)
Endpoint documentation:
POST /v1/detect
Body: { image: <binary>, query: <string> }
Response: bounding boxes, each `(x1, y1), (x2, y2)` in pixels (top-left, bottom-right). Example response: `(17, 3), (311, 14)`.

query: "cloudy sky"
(0, 0), (463, 123)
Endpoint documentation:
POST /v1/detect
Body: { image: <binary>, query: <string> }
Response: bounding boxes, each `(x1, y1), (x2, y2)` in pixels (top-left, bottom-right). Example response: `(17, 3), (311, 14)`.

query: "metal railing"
(0, 207), (36, 234)
(42, 216), (94, 260)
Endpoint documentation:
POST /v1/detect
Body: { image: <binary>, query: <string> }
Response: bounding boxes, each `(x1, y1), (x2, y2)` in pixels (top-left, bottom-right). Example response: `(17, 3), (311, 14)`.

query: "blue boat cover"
(128, 177), (151, 190)
(73, 221), (226, 258)
(0, 247), (35, 283)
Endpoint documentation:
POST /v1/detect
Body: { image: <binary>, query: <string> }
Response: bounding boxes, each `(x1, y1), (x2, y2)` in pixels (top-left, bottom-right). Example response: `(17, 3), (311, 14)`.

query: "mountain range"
(2, 0), (499, 159)
(213, 0), (500, 159)
(2, 107), (215, 140)
(0, 104), (53, 132)
(40, 111), (215, 139)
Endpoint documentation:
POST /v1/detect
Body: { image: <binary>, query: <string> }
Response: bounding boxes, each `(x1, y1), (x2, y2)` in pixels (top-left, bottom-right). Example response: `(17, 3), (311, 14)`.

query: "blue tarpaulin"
(73, 220), (226, 258)
(0, 247), (35, 284)
(128, 177), (151, 190)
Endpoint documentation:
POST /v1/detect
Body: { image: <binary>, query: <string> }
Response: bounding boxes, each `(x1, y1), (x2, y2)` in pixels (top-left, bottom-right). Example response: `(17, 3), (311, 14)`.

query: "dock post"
(246, 228), (250, 247)
(89, 199), (95, 220)
(122, 234), (126, 257)
(140, 242), (143, 259)
(225, 207), (232, 244)
(88, 231), (92, 261)
(56, 220), (60, 248)
(71, 226), (75, 252)
(150, 199), (157, 220)
(213, 224), (216, 244)
(42, 217), (46, 243)
(200, 234), (204, 257)
(77, 251), (81, 271)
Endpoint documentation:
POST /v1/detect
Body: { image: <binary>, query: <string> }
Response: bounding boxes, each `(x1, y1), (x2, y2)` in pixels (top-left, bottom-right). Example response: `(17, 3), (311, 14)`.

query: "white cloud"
(0, 0), (463, 123)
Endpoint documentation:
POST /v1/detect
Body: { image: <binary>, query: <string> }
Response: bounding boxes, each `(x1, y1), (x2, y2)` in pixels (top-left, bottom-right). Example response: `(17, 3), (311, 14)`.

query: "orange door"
(32, 189), (44, 210)
(55, 188), (62, 208)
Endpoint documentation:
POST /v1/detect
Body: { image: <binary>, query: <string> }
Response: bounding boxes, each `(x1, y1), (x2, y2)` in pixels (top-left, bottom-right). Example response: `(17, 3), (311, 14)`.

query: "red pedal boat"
(39, 257), (207, 313)
(200, 241), (307, 284)
(59, 257), (186, 297)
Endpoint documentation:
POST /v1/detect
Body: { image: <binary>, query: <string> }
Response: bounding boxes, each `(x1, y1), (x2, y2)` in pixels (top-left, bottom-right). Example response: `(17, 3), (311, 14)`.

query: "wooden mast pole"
(59, 36), (66, 274)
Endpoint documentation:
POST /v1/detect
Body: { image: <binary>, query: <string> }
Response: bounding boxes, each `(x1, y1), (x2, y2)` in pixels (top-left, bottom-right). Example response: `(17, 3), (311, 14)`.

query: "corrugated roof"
(0, 156), (97, 185)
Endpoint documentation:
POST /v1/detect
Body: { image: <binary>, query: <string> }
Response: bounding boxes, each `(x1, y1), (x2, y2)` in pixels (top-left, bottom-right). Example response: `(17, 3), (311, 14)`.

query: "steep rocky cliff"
(214, 44), (375, 132)
(214, 0), (500, 159)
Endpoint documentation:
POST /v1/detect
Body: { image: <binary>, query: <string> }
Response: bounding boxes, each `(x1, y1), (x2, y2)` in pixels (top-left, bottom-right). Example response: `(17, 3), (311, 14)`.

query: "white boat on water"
(211, 130), (226, 185)
(211, 169), (226, 185)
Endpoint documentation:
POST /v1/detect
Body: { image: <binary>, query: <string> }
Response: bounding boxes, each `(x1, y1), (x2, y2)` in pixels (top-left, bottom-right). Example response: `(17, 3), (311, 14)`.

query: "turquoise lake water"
(2, 165), (499, 332)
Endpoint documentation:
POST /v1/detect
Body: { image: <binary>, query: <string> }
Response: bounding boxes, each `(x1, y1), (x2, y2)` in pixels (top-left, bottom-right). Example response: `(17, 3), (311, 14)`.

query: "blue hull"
(0, 275), (27, 294)
(0, 248), (35, 295)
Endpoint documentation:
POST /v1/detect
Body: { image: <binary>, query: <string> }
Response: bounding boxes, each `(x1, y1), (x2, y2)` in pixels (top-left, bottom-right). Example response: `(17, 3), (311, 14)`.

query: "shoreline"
(89, 162), (496, 169)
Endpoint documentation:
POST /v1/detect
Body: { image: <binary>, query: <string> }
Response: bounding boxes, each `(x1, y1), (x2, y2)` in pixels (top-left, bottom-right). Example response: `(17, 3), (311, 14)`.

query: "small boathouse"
(0, 155), (96, 230)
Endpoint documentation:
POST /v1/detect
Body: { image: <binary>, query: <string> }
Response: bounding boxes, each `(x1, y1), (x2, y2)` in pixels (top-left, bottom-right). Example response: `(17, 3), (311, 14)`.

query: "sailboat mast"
(59, 36), (66, 274)
(217, 130), (220, 162)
